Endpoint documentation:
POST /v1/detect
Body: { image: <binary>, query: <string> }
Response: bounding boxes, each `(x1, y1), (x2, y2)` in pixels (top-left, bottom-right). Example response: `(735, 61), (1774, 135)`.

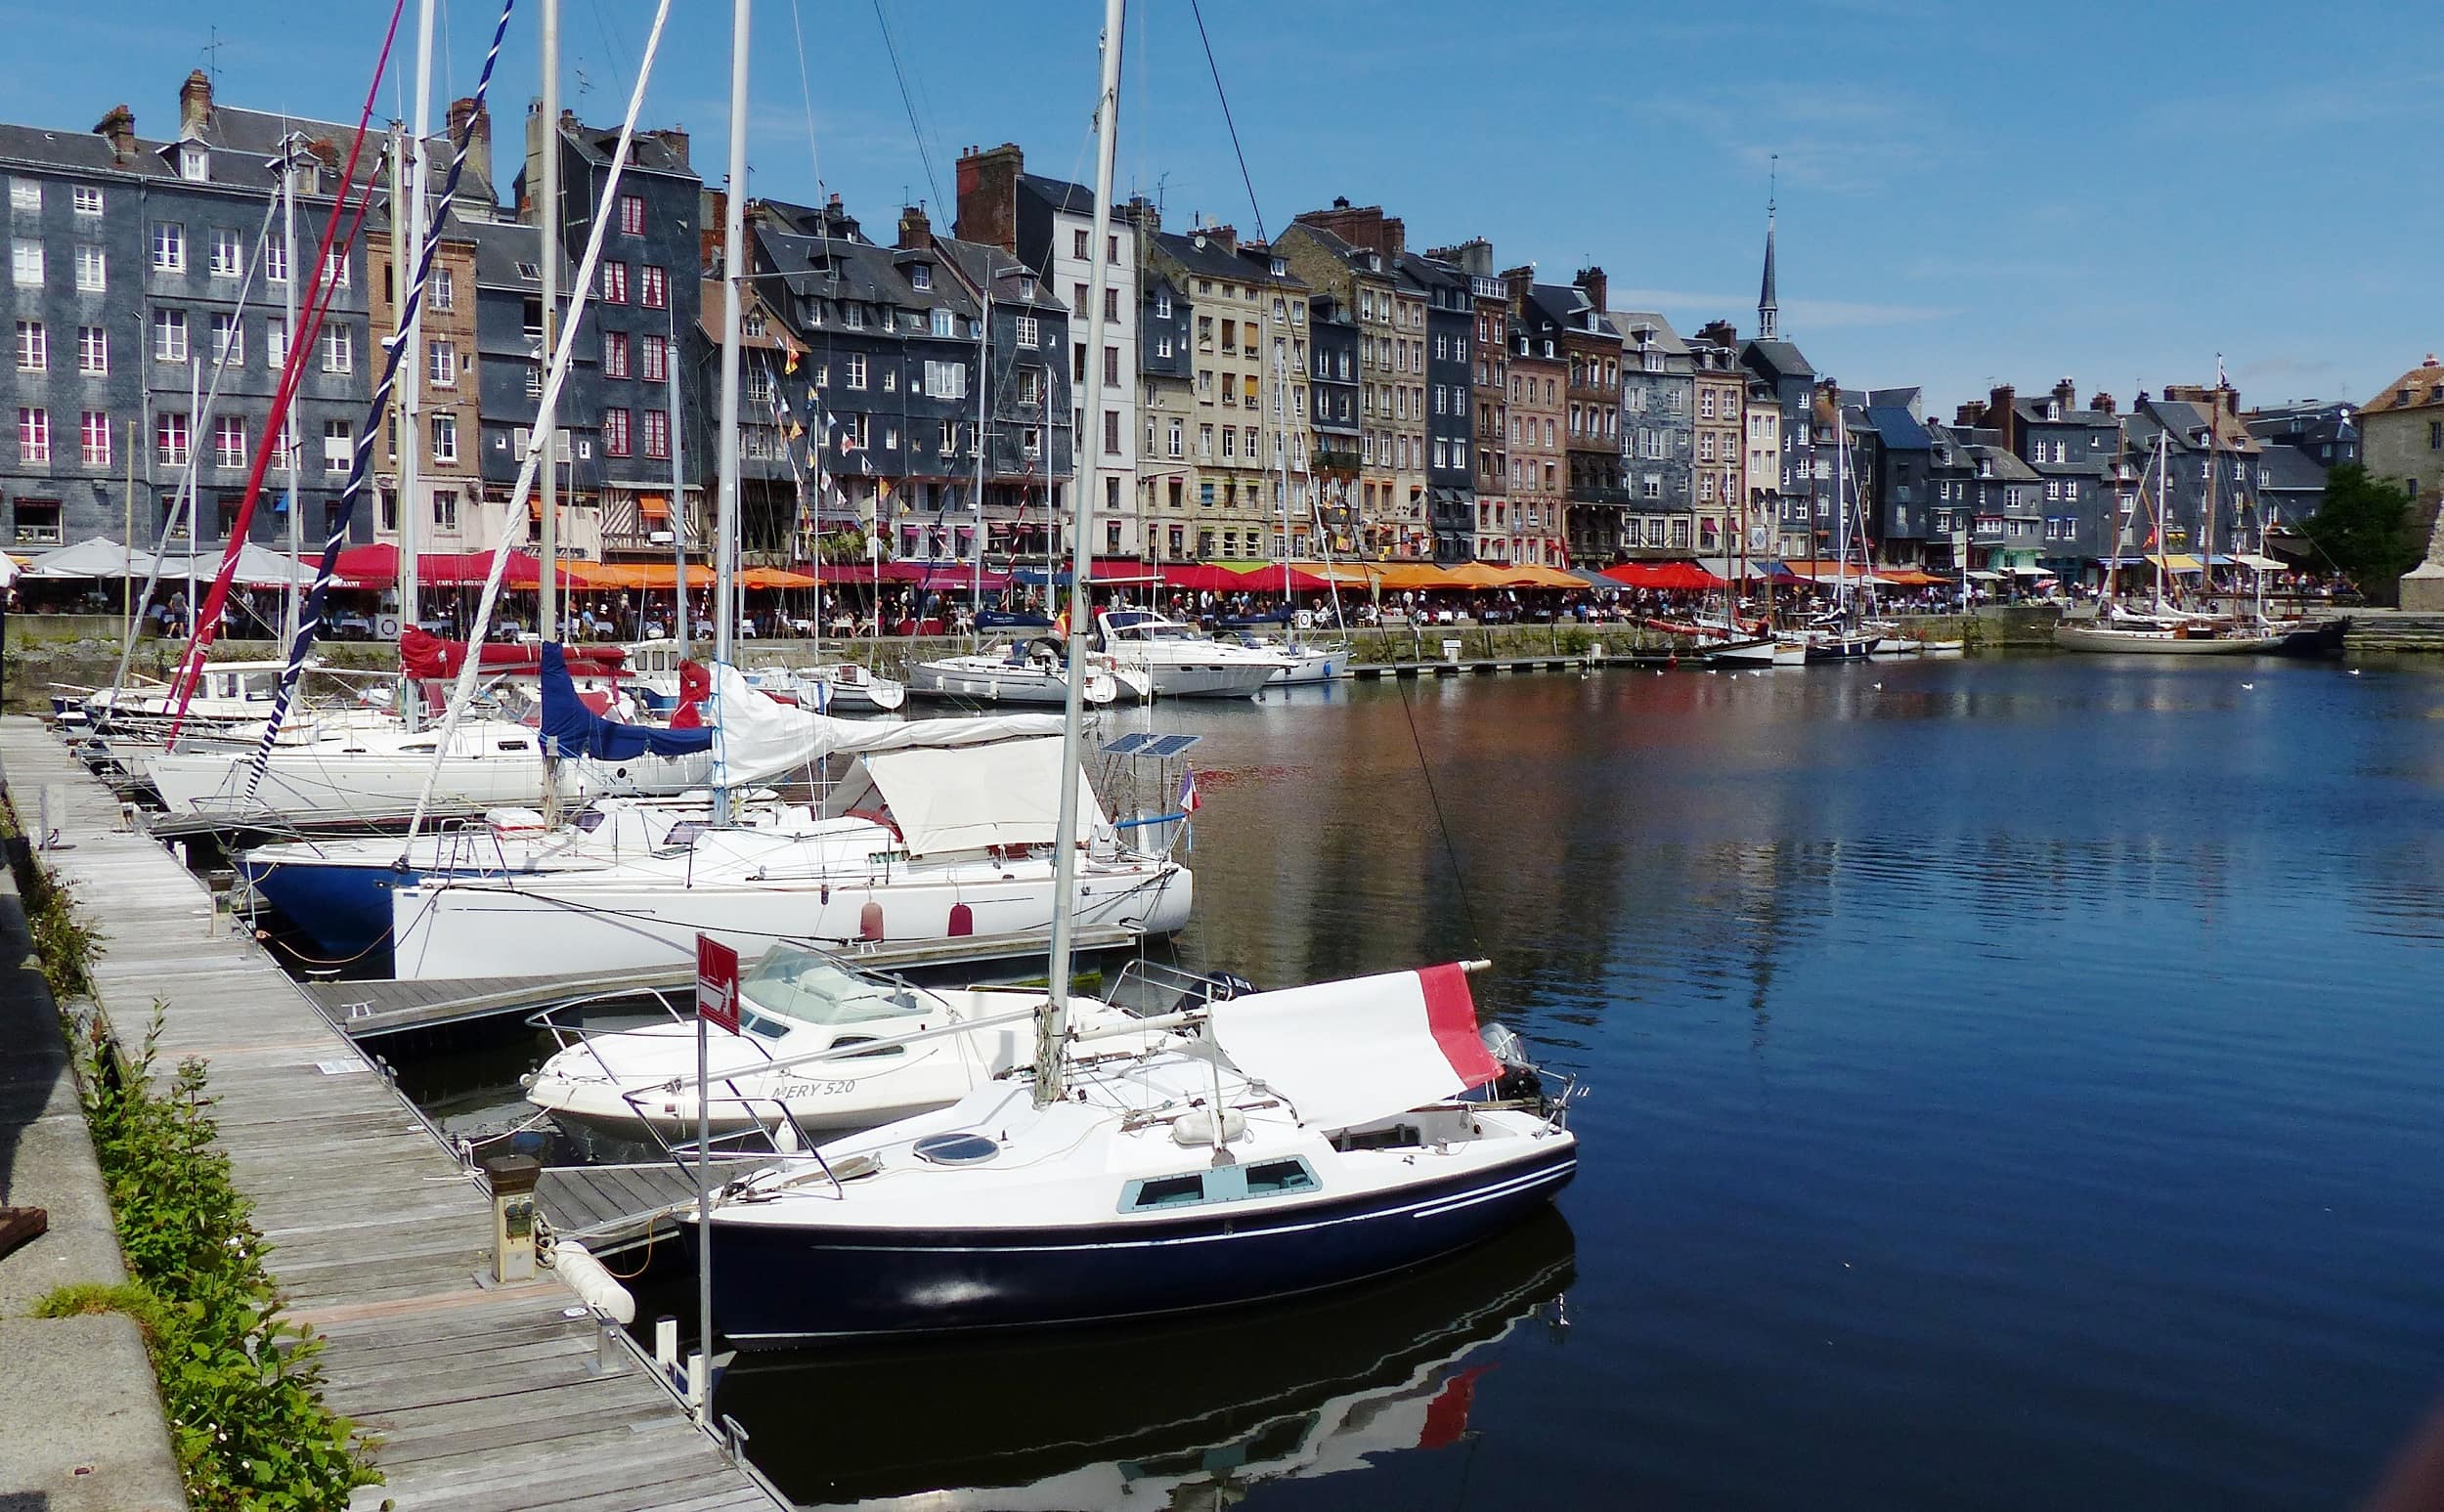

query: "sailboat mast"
(538, 0), (560, 644)
(712, 0), (750, 827)
(280, 140), (302, 645)
(1038, 0), (1127, 1107)
(1275, 320), (1294, 629)
(971, 272), (988, 648)
(2152, 431), (2168, 616)
(667, 298), (687, 648)
(403, 4), (436, 721)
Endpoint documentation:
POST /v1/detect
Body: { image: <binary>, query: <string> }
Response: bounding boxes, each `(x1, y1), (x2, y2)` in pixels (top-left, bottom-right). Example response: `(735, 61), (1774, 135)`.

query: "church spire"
(1758, 153), (1779, 341)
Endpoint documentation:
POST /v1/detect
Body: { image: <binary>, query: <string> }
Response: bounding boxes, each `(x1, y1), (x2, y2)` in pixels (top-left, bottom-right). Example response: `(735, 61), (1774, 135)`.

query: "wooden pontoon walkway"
(0, 717), (781, 1512)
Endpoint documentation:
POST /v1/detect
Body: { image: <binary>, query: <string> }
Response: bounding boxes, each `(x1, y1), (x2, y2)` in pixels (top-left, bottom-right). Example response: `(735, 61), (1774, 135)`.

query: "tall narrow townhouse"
(1502, 266), (1569, 568)
(1278, 200), (1427, 559)
(1428, 238), (1511, 563)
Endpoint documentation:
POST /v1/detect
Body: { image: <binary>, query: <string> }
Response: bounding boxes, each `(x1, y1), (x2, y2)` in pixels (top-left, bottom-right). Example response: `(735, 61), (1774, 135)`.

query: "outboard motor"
(1479, 1021), (1547, 1103)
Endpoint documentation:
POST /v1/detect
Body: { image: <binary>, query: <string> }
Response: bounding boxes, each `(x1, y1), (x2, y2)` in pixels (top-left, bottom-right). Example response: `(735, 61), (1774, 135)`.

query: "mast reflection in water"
(706, 1211), (1574, 1509)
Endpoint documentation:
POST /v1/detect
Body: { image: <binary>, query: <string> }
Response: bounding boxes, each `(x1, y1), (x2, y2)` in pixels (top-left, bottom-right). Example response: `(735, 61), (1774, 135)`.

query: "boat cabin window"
(1243, 1158), (1319, 1196)
(1128, 1174), (1208, 1211)
(662, 821), (709, 847)
(828, 1035), (906, 1059)
(1121, 1157), (1320, 1213)
(494, 739), (531, 753)
(740, 949), (926, 1027)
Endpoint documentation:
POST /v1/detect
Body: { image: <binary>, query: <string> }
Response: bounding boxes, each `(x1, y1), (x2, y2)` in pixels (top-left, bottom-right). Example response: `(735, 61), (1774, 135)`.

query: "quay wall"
(6, 614), (2046, 708)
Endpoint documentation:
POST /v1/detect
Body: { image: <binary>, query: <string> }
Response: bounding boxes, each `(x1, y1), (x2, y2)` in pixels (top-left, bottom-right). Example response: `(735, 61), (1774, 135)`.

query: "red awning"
(1601, 560), (1724, 590)
(1160, 563), (1260, 592)
(869, 559), (1012, 589)
(333, 542), (543, 588)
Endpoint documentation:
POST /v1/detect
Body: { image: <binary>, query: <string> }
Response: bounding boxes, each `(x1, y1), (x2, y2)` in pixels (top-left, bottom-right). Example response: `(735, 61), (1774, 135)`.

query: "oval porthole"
(912, 1132), (998, 1166)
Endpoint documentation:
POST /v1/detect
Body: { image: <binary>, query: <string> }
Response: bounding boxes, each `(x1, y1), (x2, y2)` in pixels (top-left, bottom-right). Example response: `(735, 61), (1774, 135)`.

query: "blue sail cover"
(539, 642), (715, 760)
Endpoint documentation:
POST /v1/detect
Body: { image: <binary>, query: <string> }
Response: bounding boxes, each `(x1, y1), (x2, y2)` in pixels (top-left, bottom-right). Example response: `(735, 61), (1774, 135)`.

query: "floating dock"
(0, 716), (782, 1512)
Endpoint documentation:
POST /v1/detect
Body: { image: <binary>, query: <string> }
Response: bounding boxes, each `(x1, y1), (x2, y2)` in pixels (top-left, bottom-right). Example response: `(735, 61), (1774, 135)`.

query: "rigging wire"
(1184, 0), (1480, 953)
(1185, 0), (1265, 243)
(869, 0), (942, 212)
(786, 0), (826, 197)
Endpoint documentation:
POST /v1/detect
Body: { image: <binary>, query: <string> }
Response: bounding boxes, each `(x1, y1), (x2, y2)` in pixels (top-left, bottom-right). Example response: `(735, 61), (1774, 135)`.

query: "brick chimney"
(1986, 384), (2018, 451)
(1200, 224), (1237, 254)
(446, 97), (492, 190)
(1121, 194), (1159, 234)
(93, 105), (136, 162)
(1501, 264), (1536, 303)
(2089, 390), (2117, 415)
(1294, 198), (1392, 255)
(1695, 319), (1738, 349)
(647, 125), (688, 167)
(1574, 266), (1608, 317)
(179, 68), (213, 136)
(2052, 376), (2077, 412)
(1382, 215), (1406, 260)
(895, 202), (932, 251)
(1954, 400), (1988, 427)
(954, 142), (1023, 254)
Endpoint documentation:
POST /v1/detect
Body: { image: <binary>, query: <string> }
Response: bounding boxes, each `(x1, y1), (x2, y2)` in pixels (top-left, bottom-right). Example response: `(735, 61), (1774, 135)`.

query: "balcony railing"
(1568, 484), (1636, 507)
(1311, 444), (1363, 476)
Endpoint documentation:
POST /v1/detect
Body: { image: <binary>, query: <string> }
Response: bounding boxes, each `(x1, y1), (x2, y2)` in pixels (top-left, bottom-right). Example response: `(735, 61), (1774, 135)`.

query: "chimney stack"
(953, 142), (1024, 254)
(1382, 215), (1406, 260)
(93, 105), (136, 162)
(1574, 266), (1608, 317)
(2052, 376), (2077, 411)
(179, 68), (213, 137)
(446, 98), (493, 192)
(1501, 265), (1537, 312)
(1954, 400), (1987, 427)
(896, 202), (932, 251)
(2089, 390), (2117, 415)
(1695, 319), (1738, 349)
(648, 125), (688, 167)
(1986, 384), (2018, 451)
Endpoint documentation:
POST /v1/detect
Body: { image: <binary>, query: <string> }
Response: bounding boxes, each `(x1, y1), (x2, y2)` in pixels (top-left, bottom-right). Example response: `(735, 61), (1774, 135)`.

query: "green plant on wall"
(71, 1014), (382, 1510)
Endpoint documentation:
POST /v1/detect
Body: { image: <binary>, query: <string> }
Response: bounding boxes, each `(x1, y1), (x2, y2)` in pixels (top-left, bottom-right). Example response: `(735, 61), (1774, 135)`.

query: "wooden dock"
(1349, 653), (1657, 679)
(0, 717), (782, 1512)
(537, 1163), (708, 1259)
(305, 924), (1139, 1037)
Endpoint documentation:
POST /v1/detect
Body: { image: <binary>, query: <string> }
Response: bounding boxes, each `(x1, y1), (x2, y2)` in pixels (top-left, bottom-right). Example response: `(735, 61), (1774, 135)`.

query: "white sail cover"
(828, 736), (1109, 856)
(1207, 965), (1503, 1130)
(708, 663), (1061, 788)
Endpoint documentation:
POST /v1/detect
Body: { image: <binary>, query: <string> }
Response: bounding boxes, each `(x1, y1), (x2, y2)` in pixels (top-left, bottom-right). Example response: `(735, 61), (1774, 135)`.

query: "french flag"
(1178, 768), (1202, 815)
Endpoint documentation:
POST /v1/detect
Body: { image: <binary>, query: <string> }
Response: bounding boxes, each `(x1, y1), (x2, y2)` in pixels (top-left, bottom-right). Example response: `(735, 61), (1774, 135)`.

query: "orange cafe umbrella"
(1374, 562), (1458, 591)
(1437, 562), (1516, 589)
(1502, 564), (1592, 589)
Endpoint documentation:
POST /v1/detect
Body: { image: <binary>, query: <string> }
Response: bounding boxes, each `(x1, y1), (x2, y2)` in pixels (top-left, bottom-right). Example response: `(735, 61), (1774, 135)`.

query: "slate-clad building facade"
(1, 71), (371, 553)
(1403, 251), (1474, 562)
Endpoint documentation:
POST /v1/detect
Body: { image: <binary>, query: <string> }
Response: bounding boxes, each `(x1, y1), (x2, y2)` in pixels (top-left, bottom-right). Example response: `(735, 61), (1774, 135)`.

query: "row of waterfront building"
(5, 71), (2443, 586)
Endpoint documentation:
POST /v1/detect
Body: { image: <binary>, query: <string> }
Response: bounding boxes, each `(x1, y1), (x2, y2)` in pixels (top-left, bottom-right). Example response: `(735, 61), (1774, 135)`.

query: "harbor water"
(399, 654), (2444, 1509)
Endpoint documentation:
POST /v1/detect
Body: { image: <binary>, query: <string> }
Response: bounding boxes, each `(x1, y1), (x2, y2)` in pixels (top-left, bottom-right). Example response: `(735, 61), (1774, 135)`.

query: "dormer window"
(515, 260), (540, 281)
(2045, 401), (2061, 420)
(1271, 257), (1287, 278)
(180, 145), (208, 182)
(910, 263), (931, 290)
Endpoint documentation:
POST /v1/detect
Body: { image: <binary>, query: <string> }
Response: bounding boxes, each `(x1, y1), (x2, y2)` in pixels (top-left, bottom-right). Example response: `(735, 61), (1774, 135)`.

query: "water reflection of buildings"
(716, 1211), (1575, 1511)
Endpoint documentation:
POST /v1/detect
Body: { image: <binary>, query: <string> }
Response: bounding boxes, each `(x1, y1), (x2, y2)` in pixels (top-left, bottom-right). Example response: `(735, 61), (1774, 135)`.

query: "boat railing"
(620, 1088), (843, 1195)
(528, 987), (716, 1069)
(1106, 959), (1254, 1017)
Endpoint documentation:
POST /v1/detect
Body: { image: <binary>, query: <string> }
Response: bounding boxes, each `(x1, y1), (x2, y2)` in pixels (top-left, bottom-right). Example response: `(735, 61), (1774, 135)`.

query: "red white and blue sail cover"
(1207, 964), (1502, 1130)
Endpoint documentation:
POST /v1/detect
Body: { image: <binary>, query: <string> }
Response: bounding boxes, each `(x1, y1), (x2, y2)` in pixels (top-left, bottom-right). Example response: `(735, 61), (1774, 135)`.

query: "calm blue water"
(710, 654), (2444, 1509)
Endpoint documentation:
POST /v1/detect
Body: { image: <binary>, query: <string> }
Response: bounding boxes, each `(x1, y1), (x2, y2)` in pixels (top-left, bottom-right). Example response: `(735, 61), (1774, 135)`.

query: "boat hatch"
(912, 1132), (998, 1166)
(1119, 1157), (1319, 1214)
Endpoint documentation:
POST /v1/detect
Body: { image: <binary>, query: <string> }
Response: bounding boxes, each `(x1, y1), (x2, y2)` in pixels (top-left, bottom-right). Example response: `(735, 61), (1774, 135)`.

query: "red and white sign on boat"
(1207, 963), (1502, 1129)
(695, 933), (740, 1035)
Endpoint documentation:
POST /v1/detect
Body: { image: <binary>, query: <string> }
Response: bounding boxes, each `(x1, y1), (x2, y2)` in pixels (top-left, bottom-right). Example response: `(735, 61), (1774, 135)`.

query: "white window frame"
(152, 222), (185, 273)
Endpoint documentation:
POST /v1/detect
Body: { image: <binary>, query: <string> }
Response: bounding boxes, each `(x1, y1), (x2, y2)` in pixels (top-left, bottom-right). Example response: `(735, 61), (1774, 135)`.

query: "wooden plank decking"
(0, 717), (781, 1512)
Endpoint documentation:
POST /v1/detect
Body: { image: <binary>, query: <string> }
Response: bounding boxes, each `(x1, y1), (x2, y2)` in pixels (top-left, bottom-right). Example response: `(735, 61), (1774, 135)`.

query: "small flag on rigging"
(1179, 768), (1202, 815)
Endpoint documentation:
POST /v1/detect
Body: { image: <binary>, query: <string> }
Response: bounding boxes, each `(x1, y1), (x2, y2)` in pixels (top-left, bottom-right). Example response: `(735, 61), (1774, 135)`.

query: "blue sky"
(15, 0), (2438, 414)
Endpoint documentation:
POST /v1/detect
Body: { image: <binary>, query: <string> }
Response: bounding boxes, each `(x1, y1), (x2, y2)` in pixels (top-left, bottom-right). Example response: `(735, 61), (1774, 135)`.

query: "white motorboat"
(907, 638), (1145, 707)
(1707, 636), (1806, 668)
(388, 731), (1192, 979)
(1095, 609), (1283, 699)
(1265, 639), (1349, 685)
(522, 944), (1180, 1146)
